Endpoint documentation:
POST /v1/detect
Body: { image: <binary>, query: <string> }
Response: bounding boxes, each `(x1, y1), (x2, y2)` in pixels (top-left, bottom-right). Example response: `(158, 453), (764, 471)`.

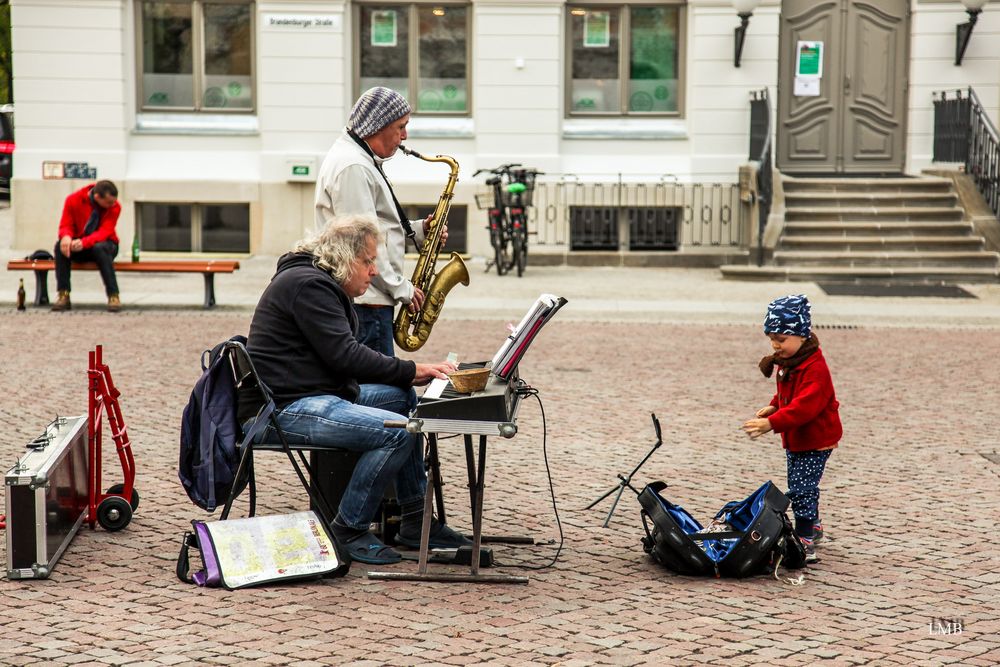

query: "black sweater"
(242, 252), (415, 419)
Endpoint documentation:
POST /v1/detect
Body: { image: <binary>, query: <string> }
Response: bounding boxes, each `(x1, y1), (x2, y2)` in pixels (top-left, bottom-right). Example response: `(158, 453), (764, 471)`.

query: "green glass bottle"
(131, 234), (140, 263)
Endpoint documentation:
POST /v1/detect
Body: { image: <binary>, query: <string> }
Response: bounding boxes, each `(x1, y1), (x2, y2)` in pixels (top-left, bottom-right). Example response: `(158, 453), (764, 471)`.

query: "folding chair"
(218, 339), (430, 545)
(218, 339), (341, 526)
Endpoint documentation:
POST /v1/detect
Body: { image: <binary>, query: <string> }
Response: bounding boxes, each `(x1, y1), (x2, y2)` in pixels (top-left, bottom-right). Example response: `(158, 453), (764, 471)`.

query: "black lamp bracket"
(956, 8), (981, 66)
(735, 12), (753, 68)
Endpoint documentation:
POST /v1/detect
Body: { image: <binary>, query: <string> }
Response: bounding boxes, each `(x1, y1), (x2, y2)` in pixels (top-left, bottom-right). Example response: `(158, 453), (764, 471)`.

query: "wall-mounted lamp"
(733, 0), (762, 68)
(956, 0), (988, 66)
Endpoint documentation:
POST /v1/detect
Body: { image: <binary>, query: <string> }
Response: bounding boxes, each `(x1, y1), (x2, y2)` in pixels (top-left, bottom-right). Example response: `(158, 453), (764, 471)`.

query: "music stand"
(585, 413), (662, 528)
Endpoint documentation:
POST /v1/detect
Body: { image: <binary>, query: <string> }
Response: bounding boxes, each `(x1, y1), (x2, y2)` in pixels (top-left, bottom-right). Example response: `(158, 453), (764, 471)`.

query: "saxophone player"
(315, 86), (447, 357)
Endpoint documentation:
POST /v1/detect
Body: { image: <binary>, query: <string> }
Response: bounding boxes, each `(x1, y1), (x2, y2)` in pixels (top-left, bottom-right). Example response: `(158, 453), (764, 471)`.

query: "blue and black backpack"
(638, 480), (807, 578)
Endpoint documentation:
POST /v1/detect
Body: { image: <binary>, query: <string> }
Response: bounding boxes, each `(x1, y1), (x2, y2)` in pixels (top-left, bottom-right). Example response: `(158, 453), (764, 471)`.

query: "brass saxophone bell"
(393, 147), (468, 352)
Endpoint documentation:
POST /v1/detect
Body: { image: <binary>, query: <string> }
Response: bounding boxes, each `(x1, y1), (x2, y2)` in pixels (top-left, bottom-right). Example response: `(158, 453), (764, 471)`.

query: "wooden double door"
(776, 0), (910, 174)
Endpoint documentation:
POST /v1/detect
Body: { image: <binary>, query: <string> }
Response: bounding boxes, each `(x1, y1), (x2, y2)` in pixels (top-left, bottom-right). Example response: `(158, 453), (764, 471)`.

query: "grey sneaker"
(800, 536), (818, 563)
(813, 523), (825, 545)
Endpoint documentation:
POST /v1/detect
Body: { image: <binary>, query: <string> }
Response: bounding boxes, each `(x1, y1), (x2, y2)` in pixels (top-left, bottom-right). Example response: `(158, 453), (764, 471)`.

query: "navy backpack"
(178, 335), (266, 512)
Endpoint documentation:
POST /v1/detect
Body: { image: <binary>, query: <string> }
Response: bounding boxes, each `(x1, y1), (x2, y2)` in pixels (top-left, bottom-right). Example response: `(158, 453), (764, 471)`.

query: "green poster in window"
(371, 10), (397, 47)
(795, 41), (823, 78)
(584, 11), (610, 48)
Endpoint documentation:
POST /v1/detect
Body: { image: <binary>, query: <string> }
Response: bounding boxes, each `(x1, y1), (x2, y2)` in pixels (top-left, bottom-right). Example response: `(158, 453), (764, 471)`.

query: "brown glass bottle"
(16, 278), (26, 310)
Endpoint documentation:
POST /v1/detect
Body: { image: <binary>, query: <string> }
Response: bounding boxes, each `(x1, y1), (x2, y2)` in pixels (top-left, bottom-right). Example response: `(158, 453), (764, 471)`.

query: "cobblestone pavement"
(0, 303), (998, 666)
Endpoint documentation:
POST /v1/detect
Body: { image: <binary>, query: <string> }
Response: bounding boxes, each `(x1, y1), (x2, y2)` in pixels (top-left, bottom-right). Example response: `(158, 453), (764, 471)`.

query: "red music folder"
(490, 294), (567, 380)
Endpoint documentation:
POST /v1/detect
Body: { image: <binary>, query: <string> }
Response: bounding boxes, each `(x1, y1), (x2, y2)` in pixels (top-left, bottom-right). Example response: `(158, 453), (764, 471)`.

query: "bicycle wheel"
(491, 222), (510, 276)
(500, 226), (516, 274)
(513, 216), (528, 277)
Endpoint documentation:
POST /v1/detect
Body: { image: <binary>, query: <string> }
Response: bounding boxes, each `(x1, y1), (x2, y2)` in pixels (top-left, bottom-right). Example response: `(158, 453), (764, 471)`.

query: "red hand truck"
(87, 345), (139, 531)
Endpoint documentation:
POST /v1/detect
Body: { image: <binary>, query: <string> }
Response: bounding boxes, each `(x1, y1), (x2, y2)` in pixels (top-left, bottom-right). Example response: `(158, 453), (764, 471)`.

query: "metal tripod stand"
(585, 413), (662, 527)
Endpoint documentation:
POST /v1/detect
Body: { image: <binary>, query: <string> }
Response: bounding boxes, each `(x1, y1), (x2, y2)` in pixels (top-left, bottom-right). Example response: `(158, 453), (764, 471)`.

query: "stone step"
(785, 206), (965, 222)
(784, 192), (958, 208)
(781, 177), (954, 193)
(780, 235), (985, 251)
(773, 250), (1000, 268)
(784, 221), (975, 236)
(720, 264), (1000, 283)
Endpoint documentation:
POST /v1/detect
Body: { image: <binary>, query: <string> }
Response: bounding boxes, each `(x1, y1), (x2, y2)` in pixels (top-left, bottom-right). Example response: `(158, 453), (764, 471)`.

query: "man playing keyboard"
(242, 214), (470, 564)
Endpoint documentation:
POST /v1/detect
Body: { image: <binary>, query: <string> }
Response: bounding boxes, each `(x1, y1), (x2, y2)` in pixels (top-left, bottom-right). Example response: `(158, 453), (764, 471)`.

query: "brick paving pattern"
(0, 310), (998, 665)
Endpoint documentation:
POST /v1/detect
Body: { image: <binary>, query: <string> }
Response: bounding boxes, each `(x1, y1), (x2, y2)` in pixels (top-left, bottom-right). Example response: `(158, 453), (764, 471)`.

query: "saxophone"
(393, 145), (470, 352)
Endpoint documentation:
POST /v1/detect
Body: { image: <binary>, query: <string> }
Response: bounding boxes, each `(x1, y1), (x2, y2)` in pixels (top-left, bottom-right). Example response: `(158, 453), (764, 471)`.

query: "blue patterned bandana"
(763, 294), (811, 338)
(348, 87), (411, 139)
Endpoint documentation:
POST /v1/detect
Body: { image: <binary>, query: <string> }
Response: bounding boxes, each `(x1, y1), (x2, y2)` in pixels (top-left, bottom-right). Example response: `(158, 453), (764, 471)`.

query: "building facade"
(10, 0), (1000, 259)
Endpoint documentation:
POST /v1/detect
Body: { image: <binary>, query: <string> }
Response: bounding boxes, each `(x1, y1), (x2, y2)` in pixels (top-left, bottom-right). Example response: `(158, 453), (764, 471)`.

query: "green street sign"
(292, 165), (309, 176)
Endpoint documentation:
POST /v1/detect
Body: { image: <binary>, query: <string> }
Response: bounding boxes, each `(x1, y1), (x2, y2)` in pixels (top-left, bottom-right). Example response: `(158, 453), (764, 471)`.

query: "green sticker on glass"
(372, 10), (397, 47)
(584, 11), (610, 48)
(227, 82), (242, 97)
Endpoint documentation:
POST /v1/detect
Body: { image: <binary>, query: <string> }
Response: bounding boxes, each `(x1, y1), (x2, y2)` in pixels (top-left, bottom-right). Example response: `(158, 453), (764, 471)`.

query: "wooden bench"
(7, 259), (241, 309)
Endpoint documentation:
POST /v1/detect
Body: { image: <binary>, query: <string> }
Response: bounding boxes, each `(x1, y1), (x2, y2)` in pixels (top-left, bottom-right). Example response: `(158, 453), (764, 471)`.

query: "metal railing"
(749, 88), (773, 267)
(933, 87), (1000, 219)
(517, 176), (742, 250)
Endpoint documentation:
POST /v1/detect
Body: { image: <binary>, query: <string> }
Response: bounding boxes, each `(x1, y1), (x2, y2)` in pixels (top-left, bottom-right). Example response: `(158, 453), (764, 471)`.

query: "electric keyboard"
(410, 362), (522, 437)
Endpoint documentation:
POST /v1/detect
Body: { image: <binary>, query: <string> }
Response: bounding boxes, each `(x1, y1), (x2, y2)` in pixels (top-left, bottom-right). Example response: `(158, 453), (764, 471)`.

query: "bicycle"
(474, 164), (541, 277)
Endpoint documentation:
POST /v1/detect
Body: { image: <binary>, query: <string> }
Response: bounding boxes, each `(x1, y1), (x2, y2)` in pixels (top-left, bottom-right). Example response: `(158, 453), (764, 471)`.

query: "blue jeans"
(353, 304), (396, 357)
(258, 384), (425, 531)
(786, 449), (833, 538)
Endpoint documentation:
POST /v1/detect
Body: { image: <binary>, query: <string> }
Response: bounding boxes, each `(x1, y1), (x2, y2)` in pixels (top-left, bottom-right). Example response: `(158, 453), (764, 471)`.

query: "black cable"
(494, 384), (564, 570)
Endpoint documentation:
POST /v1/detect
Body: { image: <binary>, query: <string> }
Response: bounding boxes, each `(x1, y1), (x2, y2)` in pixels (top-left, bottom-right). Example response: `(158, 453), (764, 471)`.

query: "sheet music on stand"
(491, 294), (568, 380)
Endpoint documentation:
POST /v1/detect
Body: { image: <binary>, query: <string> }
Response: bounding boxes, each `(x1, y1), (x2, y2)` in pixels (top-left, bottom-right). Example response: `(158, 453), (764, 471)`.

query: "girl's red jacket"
(768, 348), (842, 452)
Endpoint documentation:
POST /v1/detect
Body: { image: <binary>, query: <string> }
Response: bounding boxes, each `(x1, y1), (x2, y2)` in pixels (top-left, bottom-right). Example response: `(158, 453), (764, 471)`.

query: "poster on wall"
(795, 41), (823, 78)
(371, 10), (397, 47)
(584, 11), (610, 48)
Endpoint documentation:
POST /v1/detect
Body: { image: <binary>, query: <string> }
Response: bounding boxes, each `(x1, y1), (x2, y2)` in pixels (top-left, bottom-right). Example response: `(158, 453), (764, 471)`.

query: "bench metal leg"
(34, 269), (49, 306)
(202, 273), (216, 309)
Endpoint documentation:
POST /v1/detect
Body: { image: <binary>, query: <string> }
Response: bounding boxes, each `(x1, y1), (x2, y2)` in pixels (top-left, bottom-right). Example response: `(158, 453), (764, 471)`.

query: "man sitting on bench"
(240, 214), (471, 564)
(52, 179), (123, 312)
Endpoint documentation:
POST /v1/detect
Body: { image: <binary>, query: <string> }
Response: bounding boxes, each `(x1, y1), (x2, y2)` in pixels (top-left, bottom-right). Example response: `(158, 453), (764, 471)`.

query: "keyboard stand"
(369, 427), (528, 584)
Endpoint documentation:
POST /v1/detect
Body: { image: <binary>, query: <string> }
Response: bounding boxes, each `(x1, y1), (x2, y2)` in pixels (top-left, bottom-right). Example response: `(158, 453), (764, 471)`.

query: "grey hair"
(293, 215), (382, 284)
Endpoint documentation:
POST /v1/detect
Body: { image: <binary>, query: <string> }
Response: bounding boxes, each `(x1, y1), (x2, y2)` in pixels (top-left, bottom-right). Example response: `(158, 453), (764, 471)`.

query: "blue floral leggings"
(785, 449), (833, 539)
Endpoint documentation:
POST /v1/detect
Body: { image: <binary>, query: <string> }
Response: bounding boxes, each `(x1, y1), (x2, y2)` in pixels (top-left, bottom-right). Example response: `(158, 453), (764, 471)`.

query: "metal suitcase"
(5, 416), (89, 579)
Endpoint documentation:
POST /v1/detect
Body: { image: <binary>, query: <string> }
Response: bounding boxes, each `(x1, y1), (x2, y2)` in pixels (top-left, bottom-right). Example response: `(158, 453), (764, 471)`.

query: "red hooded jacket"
(58, 184), (120, 250)
(767, 347), (842, 452)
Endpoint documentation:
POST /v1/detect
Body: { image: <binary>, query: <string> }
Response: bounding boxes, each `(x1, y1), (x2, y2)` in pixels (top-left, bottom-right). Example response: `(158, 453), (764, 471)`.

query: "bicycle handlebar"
(473, 163), (523, 177)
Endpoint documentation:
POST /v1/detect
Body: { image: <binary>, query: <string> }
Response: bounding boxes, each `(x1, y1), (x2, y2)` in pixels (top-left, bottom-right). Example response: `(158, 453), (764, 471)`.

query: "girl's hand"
(756, 406), (777, 418)
(742, 417), (773, 439)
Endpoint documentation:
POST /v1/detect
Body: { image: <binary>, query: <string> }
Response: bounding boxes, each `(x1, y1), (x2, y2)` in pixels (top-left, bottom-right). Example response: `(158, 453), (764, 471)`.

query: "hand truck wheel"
(106, 483), (140, 511)
(97, 496), (133, 532)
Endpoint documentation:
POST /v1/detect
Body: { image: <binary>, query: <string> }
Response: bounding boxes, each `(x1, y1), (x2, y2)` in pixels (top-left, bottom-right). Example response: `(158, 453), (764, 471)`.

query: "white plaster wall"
(686, 1), (779, 181)
(473, 0), (563, 169)
(11, 0), (130, 249)
(907, 1), (1000, 174)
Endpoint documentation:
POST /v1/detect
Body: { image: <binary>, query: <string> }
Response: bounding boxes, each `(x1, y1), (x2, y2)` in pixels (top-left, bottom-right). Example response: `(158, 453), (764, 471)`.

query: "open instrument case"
(5, 416), (89, 579)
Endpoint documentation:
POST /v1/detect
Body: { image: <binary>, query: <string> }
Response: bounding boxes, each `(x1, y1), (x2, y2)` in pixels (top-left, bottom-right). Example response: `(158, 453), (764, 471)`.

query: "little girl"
(742, 294), (841, 561)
